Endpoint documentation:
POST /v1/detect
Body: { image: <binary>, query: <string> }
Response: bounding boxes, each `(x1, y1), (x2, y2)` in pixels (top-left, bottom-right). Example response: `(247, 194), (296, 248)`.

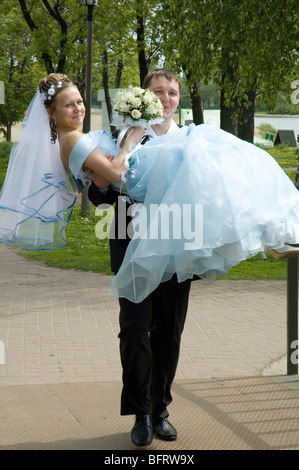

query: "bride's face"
(51, 86), (85, 131)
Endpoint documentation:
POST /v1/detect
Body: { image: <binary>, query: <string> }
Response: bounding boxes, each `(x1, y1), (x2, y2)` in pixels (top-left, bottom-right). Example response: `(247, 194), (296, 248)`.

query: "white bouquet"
(111, 86), (164, 129)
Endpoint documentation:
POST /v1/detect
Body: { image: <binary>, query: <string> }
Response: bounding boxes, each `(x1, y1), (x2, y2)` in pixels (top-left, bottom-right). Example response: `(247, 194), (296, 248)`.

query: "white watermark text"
(95, 197), (203, 250)
(290, 80), (299, 105)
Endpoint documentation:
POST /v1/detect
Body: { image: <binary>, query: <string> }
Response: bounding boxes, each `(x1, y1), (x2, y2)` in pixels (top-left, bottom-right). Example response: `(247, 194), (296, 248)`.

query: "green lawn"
(0, 141), (298, 280)
(20, 205), (113, 274)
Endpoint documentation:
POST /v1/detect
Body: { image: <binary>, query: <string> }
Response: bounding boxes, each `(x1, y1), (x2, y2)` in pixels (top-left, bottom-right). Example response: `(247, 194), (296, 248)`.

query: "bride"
(0, 73), (142, 250)
(1, 73), (299, 302)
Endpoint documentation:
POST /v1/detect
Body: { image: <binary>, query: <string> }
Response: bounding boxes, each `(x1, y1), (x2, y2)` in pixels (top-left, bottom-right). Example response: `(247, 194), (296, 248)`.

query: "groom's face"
(148, 76), (180, 121)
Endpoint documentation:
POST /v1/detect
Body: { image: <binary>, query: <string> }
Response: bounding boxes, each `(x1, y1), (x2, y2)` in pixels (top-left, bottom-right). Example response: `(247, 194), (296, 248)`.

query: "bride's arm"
(61, 127), (144, 183)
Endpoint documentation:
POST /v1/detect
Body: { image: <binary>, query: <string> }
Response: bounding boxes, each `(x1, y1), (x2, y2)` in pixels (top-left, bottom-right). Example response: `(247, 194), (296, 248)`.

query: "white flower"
(119, 102), (131, 113)
(112, 86), (164, 129)
(124, 91), (135, 103)
(131, 97), (142, 108)
(48, 85), (55, 97)
(143, 90), (153, 105)
(147, 103), (159, 115)
(131, 109), (142, 119)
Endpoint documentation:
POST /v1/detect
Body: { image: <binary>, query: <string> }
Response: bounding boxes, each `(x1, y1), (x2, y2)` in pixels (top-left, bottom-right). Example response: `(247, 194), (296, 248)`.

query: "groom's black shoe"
(131, 414), (153, 446)
(153, 418), (177, 441)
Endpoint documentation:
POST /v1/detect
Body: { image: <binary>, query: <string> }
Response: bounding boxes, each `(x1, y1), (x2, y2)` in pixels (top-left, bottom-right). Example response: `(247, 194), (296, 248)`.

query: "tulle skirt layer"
(109, 124), (299, 302)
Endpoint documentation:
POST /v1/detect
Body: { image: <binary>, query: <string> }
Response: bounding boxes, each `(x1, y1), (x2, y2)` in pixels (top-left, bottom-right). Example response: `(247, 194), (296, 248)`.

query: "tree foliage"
(0, 3), (45, 140)
(163, 0), (299, 141)
(0, 0), (298, 143)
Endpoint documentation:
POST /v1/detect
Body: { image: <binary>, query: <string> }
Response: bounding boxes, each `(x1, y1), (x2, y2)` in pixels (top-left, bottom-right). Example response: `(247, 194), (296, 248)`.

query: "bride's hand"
(124, 126), (145, 148)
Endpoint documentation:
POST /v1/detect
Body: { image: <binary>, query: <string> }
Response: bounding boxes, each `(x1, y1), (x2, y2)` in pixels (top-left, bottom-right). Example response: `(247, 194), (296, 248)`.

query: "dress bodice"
(69, 130), (118, 180)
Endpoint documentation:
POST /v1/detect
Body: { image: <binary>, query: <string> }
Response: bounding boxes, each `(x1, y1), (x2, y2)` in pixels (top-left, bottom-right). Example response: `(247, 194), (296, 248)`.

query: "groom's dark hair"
(143, 68), (181, 92)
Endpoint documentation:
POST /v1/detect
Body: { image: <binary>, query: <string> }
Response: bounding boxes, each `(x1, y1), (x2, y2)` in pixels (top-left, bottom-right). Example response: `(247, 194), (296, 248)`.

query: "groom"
(88, 69), (192, 446)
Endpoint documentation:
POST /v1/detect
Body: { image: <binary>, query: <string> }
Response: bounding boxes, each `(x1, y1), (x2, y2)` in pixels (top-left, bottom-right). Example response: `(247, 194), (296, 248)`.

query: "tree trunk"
(184, 69), (204, 125)
(101, 50), (113, 127)
(115, 59), (123, 89)
(136, 10), (148, 86)
(220, 68), (238, 136)
(220, 91), (238, 136)
(6, 123), (11, 142)
(81, 185), (91, 218)
(190, 78), (204, 125)
(237, 90), (256, 143)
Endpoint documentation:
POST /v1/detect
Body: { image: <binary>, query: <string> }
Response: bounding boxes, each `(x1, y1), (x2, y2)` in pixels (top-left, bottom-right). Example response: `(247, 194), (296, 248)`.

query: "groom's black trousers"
(88, 183), (191, 422)
(118, 274), (191, 422)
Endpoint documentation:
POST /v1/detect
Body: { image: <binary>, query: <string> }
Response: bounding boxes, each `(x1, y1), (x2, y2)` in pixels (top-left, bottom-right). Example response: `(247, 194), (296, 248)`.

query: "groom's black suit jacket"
(88, 181), (132, 273)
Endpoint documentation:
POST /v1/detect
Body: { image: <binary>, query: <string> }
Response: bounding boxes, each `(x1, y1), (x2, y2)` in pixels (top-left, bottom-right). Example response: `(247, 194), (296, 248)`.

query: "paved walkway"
(0, 242), (299, 451)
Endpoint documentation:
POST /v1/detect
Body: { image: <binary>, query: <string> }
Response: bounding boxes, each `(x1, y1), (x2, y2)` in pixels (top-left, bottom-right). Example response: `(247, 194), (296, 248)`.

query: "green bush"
(257, 122), (277, 139)
(0, 142), (13, 187)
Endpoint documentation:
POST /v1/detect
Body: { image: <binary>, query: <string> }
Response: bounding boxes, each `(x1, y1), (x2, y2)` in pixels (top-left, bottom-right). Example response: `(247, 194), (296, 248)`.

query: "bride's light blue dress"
(69, 124), (299, 303)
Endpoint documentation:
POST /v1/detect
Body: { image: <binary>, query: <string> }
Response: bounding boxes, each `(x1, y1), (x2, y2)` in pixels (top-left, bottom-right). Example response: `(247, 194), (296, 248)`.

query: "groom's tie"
(141, 135), (151, 145)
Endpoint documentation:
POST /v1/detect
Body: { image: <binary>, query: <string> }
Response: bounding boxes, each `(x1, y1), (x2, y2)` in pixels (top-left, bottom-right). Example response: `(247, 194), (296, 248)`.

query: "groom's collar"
(146, 119), (178, 138)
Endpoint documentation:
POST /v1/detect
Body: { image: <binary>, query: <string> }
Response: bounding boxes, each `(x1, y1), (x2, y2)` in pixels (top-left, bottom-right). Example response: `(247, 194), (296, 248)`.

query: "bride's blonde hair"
(39, 73), (74, 143)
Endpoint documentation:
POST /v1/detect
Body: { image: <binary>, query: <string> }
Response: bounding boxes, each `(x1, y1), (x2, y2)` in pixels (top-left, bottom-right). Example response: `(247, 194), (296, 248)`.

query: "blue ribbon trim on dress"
(0, 172), (76, 250)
